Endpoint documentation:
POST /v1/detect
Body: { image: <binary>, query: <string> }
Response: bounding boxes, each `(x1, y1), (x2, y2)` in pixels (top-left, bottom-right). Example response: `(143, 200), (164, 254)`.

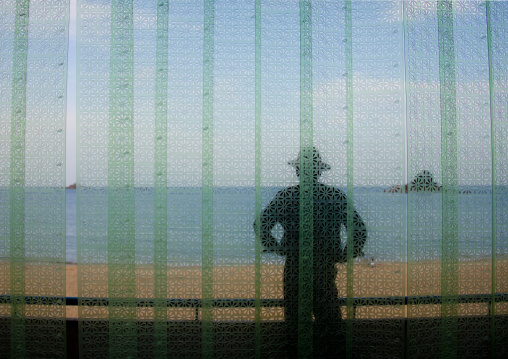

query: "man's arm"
(342, 208), (367, 261)
(253, 196), (285, 256)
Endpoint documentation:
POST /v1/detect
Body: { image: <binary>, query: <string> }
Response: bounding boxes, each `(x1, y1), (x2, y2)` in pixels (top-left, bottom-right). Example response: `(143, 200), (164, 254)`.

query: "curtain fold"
(1, 0), (507, 358)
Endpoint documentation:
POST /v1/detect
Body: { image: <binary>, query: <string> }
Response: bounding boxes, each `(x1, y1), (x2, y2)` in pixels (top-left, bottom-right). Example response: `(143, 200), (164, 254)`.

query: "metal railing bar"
(1, 294), (505, 307)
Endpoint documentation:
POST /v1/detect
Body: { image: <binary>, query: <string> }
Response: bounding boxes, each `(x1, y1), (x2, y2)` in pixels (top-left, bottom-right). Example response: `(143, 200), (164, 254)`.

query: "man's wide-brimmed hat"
(288, 146), (331, 171)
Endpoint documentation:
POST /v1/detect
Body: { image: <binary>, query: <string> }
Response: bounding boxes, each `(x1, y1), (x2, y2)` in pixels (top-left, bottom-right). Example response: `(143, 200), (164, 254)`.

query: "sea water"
(65, 187), (506, 264)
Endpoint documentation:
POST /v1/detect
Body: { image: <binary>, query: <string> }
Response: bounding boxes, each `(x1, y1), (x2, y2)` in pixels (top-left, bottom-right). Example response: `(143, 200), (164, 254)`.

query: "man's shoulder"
(275, 184), (346, 200)
(276, 185), (299, 198)
(315, 183), (347, 200)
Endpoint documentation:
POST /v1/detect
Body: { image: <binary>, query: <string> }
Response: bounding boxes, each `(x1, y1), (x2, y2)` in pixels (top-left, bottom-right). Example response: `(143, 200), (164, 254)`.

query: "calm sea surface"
(65, 188), (505, 264)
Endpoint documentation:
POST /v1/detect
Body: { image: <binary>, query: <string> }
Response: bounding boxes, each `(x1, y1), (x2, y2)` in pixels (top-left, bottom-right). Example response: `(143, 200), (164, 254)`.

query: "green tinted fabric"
(2, 1), (508, 359)
(406, 2), (506, 358)
(344, 2), (355, 355)
(153, 1), (169, 358)
(297, 2), (314, 357)
(202, 1), (214, 357)
(437, 1), (459, 357)
(0, 1), (69, 358)
(486, 2), (508, 357)
(107, 1), (136, 357)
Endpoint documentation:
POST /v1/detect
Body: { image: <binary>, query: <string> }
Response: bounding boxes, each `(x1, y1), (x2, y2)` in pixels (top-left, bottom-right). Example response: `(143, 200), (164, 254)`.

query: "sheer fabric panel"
(75, 1), (507, 358)
(0, 1), (69, 358)
(0, 1), (507, 359)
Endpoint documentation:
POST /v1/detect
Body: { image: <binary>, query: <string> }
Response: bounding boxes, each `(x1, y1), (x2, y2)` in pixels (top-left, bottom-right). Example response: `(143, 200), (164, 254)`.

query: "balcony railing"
(2, 293), (505, 320)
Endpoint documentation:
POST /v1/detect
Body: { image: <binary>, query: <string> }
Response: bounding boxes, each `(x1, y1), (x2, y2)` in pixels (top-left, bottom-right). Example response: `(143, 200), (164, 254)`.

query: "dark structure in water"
(386, 170), (441, 193)
(410, 170), (441, 192)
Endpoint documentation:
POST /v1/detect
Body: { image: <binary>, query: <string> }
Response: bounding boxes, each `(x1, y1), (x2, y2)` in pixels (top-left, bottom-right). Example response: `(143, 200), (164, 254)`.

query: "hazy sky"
(65, 0), (506, 187)
(66, 0), (77, 186)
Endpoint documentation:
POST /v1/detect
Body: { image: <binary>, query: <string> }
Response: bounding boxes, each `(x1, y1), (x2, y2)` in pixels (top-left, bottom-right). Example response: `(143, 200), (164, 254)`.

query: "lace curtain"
(1, 1), (507, 358)
(0, 0), (69, 357)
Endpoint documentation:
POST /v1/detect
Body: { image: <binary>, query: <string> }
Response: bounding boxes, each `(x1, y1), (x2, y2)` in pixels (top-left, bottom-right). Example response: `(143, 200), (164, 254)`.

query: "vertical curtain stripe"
(297, 1), (313, 358)
(254, 0), (262, 358)
(485, 2), (497, 355)
(437, 1), (459, 358)
(485, 4), (497, 357)
(154, 1), (169, 357)
(2, 0), (69, 357)
(486, 2), (508, 358)
(77, 0), (111, 356)
(344, 1), (354, 357)
(202, 0), (215, 357)
(9, 2), (29, 357)
(405, 1), (443, 356)
(108, 1), (136, 357)
(3, 1), (508, 358)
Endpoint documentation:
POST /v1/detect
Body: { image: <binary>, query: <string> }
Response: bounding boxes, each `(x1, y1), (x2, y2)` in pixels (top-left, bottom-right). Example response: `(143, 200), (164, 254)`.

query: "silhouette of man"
(254, 147), (367, 358)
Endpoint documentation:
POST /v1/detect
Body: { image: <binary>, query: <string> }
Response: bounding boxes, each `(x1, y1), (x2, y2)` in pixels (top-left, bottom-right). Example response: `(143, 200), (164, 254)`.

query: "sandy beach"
(0, 260), (502, 319)
(58, 258), (504, 320)
(0, 260), (500, 320)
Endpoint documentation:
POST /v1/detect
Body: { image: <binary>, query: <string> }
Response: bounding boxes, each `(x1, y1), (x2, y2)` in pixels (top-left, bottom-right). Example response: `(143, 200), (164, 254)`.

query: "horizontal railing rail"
(1, 293), (506, 320)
